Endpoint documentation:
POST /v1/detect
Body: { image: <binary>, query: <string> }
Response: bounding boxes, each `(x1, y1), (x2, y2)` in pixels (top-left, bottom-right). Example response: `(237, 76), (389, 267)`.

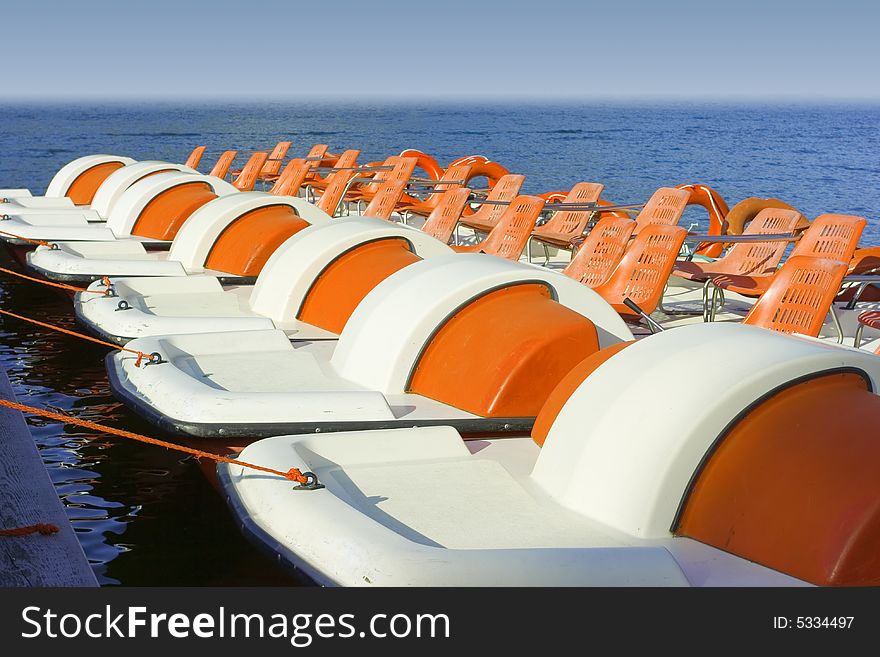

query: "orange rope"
(0, 229), (55, 248)
(0, 307), (157, 367)
(0, 397), (309, 484)
(0, 265), (112, 296)
(0, 523), (60, 537)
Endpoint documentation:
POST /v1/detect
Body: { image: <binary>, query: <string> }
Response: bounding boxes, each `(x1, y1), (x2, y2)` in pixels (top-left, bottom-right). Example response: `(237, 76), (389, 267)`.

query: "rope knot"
(287, 469), (325, 490)
(284, 468), (308, 484)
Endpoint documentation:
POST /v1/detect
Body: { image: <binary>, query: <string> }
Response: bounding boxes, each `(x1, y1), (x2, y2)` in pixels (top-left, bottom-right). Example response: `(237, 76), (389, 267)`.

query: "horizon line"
(3, 95), (880, 106)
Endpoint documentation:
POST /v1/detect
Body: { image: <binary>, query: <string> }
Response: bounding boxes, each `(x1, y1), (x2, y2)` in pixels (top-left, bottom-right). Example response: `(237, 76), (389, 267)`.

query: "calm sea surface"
(0, 102), (877, 584)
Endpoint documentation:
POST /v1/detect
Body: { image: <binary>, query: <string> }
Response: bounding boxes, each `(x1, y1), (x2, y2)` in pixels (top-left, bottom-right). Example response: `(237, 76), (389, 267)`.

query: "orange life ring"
(399, 149), (445, 181)
(676, 184), (730, 257)
(450, 156), (509, 190)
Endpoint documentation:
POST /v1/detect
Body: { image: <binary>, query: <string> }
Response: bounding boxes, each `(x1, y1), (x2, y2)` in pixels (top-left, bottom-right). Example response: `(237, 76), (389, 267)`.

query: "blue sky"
(5, 0), (878, 101)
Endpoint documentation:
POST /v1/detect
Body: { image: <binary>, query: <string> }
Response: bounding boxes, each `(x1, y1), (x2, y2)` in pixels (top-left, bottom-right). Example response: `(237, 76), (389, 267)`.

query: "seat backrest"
(420, 162), (474, 210)
(421, 188), (472, 243)
(332, 149), (359, 169)
(592, 224), (688, 313)
(184, 146), (205, 170)
(306, 143), (329, 161)
(310, 148), (359, 183)
(539, 182), (605, 237)
(362, 179), (409, 221)
(464, 174), (525, 226)
(387, 156), (417, 182)
(315, 168), (358, 216)
(743, 255), (848, 337)
(231, 152), (269, 191)
(710, 207), (804, 276)
(633, 187), (690, 233)
(208, 150), (237, 179)
(261, 141), (292, 176)
(791, 213), (865, 262)
(269, 158), (312, 196)
(359, 156), (402, 195)
(563, 217), (637, 287)
(477, 195), (545, 260)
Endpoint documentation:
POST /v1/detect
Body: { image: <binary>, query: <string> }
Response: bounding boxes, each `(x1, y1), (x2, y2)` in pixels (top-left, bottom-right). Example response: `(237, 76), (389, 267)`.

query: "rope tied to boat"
(0, 228), (58, 249)
(0, 265), (115, 296)
(0, 397), (321, 487)
(0, 307), (161, 367)
(0, 523), (60, 537)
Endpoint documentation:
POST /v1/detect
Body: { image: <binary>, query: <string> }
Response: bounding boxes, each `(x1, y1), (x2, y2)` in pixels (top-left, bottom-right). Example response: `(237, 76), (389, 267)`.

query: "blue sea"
(0, 102), (877, 585)
(2, 102), (878, 234)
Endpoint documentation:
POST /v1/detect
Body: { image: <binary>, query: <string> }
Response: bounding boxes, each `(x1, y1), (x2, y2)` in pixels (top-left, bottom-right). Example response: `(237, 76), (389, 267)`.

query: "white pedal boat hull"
(75, 217), (453, 343)
(0, 159), (197, 240)
(26, 182), (297, 284)
(219, 323), (880, 586)
(1, 154), (134, 208)
(107, 254), (632, 438)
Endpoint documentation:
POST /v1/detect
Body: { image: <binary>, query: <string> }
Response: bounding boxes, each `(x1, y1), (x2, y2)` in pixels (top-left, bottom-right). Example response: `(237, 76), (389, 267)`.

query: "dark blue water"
(0, 102), (877, 585)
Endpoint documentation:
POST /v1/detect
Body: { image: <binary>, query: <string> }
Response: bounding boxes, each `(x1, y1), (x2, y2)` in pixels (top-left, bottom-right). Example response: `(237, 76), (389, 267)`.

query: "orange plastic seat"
(457, 174), (526, 233)
(710, 213), (865, 298)
(263, 144), (328, 183)
(314, 168), (359, 217)
(591, 224), (688, 321)
(230, 152), (269, 191)
(632, 187), (691, 233)
(396, 162), (474, 217)
(530, 182), (605, 250)
(858, 311), (880, 331)
(672, 208), (804, 282)
(848, 246), (880, 275)
(451, 196), (545, 260)
(361, 179), (410, 221)
(260, 144), (327, 182)
(420, 188), (472, 243)
(230, 141), (291, 180)
(184, 146), (206, 170)
(342, 156), (399, 201)
(305, 143), (330, 162)
(268, 159), (313, 196)
(260, 140), (292, 179)
(742, 256), (848, 337)
(305, 149), (360, 192)
(347, 157), (418, 205)
(208, 150), (237, 179)
(562, 217), (637, 287)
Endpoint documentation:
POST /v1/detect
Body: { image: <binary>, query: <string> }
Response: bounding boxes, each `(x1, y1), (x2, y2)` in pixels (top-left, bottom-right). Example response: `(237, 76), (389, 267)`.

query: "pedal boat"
(25, 187), (325, 285)
(106, 254), (632, 439)
(75, 216), (453, 344)
(1, 153), (135, 215)
(219, 322), (880, 586)
(0, 157), (198, 233)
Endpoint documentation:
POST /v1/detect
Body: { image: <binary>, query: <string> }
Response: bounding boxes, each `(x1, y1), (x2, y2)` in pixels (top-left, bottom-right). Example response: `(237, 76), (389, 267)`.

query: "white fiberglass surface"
(134, 287), (254, 317)
(171, 341), (354, 392)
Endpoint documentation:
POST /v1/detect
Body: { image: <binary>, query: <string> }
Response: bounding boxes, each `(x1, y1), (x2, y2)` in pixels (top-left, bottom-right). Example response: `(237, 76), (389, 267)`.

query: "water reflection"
(0, 252), (298, 585)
